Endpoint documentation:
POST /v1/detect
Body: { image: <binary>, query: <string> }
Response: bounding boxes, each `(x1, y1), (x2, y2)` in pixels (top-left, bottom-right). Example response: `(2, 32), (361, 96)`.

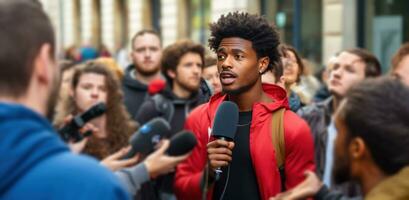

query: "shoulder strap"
(272, 107), (286, 191)
(272, 107), (285, 167)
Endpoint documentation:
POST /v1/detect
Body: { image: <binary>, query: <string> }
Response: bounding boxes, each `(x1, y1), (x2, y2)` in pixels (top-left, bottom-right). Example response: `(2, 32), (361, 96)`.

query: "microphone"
(148, 79), (166, 95)
(59, 102), (106, 142)
(211, 101), (239, 180)
(167, 131), (197, 156)
(123, 117), (171, 159)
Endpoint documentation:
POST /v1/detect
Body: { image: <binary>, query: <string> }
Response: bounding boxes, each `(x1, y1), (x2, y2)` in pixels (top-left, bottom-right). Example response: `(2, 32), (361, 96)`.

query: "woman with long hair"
(54, 61), (137, 160)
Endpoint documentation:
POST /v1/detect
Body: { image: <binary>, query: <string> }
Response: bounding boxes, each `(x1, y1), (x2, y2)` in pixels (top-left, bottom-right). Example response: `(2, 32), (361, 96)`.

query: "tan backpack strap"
(272, 107), (286, 168)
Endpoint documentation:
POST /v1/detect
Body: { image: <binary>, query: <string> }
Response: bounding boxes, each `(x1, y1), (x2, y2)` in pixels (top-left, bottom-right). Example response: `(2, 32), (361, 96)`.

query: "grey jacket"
(116, 163), (150, 196)
(297, 97), (362, 198)
(297, 97), (333, 178)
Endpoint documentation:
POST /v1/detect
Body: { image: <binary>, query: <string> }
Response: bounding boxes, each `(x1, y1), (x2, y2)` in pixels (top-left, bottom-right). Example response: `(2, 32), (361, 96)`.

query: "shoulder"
(184, 103), (210, 137)
(283, 110), (312, 141)
(185, 103), (209, 124)
(26, 153), (128, 198)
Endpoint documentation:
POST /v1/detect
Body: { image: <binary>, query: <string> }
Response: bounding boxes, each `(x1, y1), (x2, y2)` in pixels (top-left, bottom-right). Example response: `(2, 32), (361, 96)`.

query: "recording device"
(167, 131), (197, 156)
(211, 101), (239, 180)
(123, 117), (171, 159)
(59, 102), (106, 142)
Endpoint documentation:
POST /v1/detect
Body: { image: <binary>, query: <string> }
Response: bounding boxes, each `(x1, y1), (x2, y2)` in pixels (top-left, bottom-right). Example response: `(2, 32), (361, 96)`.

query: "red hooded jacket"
(174, 84), (315, 200)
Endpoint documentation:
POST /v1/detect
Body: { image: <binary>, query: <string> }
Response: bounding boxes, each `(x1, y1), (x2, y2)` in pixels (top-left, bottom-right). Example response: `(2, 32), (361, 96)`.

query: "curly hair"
(208, 12), (281, 75)
(161, 39), (205, 83)
(54, 62), (137, 159)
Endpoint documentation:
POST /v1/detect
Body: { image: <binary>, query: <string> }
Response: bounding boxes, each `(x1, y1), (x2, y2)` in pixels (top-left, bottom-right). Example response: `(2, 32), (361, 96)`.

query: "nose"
(144, 49), (151, 58)
(330, 67), (342, 80)
(221, 55), (233, 71)
(193, 65), (201, 75)
(91, 88), (99, 98)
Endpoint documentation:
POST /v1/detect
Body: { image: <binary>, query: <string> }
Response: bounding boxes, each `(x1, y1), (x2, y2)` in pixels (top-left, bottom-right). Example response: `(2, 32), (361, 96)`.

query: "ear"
(349, 137), (366, 160)
(258, 56), (270, 74)
(167, 69), (176, 79)
(33, 44), (53, 85)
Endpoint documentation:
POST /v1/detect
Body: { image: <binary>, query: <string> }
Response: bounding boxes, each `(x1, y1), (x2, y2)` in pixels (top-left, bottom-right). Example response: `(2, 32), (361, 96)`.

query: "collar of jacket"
(205, 83), (290, 127)
(122, 65), (148, 90)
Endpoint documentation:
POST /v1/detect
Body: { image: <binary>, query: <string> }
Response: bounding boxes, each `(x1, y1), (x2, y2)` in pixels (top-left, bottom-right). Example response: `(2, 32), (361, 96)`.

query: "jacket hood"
(159, 78), (211, 106)
(206, 83), (290, 126)
(0, 103), (68, 194)
(122, 65), (148, 91)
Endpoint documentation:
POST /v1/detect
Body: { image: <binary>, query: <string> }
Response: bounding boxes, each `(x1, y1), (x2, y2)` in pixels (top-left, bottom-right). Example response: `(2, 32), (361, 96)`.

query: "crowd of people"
(1, 1), (409, 200)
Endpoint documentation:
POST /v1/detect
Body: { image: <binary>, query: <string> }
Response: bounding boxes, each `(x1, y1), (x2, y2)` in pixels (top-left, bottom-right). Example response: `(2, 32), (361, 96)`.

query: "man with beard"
(174, 12), (315, 200)
(0, 1), (129, 199)
(297, 49), (381, 194)
(271, 77), (409, 200)
(134, 40), (208, 199)
(122, 30), (163, 118)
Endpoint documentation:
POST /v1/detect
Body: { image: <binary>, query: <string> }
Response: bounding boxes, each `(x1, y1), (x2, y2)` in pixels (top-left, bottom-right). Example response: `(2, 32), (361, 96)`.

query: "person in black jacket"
(122, 30), (164, 118)
(135, 40), (208, 200)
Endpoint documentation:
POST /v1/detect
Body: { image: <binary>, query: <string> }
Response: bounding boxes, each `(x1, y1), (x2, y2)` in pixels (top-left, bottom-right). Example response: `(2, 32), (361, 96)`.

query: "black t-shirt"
(213, 111), (261, 200)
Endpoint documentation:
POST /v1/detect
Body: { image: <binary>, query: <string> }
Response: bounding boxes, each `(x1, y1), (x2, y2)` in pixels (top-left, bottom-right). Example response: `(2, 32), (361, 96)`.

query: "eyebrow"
(217, 47), (246, 54)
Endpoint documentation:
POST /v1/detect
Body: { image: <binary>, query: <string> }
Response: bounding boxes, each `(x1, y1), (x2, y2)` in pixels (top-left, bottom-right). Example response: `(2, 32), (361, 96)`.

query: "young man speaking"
(174, 12), (315, 200)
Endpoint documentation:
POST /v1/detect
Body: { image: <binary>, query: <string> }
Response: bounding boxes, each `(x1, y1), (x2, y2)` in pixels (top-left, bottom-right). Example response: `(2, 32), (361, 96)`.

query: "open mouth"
(220, 71), (237, 85)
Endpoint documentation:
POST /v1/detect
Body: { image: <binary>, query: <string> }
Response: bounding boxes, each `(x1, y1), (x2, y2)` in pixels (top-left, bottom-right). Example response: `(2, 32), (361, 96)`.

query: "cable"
(202, 165), (209, 200)
(219, 165), (230, 200)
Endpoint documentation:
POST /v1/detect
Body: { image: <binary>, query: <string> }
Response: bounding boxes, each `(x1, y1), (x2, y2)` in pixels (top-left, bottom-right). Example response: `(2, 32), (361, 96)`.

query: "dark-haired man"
(0, 1), (128, 199)
(174, 12), (315, 200)
(122, 30), (163, 117)
(297, 49), (381, 195)
(135, 40), (209, 199)
(272, 77), (409, 200)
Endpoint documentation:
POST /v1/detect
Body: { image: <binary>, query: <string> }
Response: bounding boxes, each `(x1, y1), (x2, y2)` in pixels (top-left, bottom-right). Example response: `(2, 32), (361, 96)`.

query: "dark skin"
(207, 37), (272, 175)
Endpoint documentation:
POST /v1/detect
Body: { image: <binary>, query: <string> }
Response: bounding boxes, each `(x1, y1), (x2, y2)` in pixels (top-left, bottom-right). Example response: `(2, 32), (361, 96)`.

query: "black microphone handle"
(213, 137), (228, 181)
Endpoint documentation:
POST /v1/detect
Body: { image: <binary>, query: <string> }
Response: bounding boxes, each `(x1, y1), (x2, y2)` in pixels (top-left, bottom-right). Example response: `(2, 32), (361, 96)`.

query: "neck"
(228, 81), (270, 112)
(359, 165), (387, 196)
(172, 82), (192, 99)
(285, 83), (293, 97)
(0, 93), (46, 116)
(134, 70), (161, 85)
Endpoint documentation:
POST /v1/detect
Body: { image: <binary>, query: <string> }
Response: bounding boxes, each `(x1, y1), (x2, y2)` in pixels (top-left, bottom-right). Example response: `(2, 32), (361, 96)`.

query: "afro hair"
(208, 12), (281, 75)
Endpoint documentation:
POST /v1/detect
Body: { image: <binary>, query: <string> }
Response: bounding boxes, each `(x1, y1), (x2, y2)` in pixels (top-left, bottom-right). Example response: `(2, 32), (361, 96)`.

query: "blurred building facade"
(40, 0), (408, 72)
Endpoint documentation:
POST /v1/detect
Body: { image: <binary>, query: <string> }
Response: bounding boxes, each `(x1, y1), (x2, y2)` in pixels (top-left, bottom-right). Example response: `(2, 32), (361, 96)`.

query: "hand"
(68, 137), (88, 154)
(207, 139), (235, 171)
(144, 140), (191, 179)
(269, 171), (323, 200)
(65, 115), (99, 153)
(101, 146), (140, 171)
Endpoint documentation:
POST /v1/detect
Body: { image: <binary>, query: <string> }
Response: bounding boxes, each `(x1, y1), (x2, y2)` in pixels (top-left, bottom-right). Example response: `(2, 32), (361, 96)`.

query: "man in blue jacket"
(0, 1), (129, 199)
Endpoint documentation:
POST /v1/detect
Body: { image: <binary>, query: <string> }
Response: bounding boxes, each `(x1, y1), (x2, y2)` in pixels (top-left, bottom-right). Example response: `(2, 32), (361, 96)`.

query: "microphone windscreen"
(148, 79), (166, 95)
(211, 101), (239, 140)
(81, 102), (106, 122)
(125, 117), (170, 158)
(166, 131), (197, 156)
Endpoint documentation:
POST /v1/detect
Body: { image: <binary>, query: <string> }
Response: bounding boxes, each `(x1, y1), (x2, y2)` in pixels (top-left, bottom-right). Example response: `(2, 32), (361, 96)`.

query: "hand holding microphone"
(207, 140), (235, 171)
(208, 101), (239, 180)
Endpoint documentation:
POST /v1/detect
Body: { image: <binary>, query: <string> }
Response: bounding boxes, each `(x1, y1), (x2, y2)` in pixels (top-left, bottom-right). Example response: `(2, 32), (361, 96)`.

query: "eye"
(217, 54), (226, 61)
(234, 54), (244, 60)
